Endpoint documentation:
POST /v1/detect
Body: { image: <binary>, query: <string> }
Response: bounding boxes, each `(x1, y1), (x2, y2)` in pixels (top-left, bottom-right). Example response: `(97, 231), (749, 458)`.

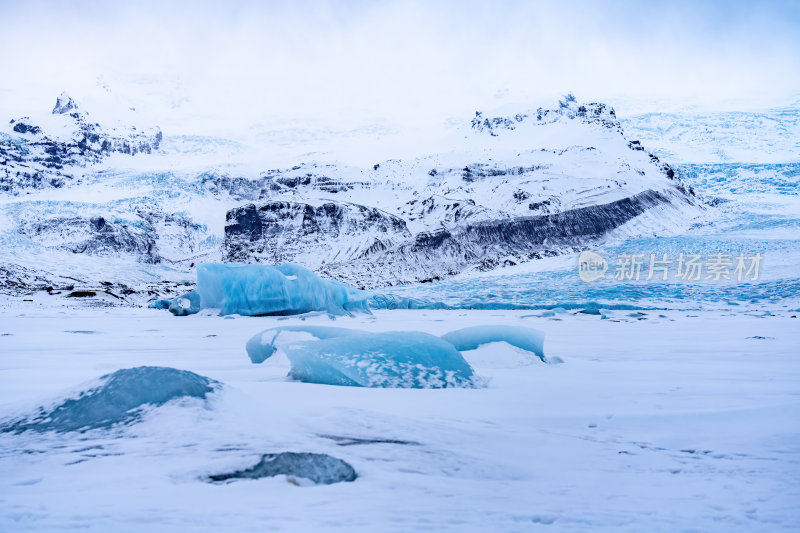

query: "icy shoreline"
(0, 308), (798, 531)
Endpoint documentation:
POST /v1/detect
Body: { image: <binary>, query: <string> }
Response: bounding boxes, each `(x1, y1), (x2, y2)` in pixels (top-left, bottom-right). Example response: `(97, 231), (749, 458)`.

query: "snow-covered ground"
(1, 308), (798, 532)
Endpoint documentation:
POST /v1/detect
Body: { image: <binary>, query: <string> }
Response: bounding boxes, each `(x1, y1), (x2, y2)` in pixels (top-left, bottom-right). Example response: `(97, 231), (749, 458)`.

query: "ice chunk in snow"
(148, 298), (172, 310)
(1, 367), (219, 433)
(247, 326), (477, 388)
(441, 325), (551, 363)
(246, 325), (556, 387)
(208, 452), (357, 485)
(166, 263), (369, 316)
(285, 332), (477, 388)
(245, 326), (365, 364)
(169, 291), (201, 316)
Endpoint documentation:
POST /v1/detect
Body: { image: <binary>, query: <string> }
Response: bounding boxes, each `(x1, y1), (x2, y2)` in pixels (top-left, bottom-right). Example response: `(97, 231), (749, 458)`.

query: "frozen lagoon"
(0, 307), (798, 532)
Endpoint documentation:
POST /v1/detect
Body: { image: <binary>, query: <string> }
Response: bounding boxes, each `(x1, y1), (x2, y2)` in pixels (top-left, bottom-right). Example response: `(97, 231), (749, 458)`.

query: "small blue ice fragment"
(148, 299), (173, 310)
(245, 326), (366, 364)
(441, 325), (548, 362)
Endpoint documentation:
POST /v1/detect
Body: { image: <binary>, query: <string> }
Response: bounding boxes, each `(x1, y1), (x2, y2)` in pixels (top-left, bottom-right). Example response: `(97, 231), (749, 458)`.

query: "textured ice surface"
(1, 366), (218, 433)
(441, 325), (549, 362)
(368, 294), (450, 310)
(246, 325), (477, 388)
(282, 331), (477, 388)
(191, 263), (369, 316)
(245, 325), (365, 364)
(208, 452), (357, 485)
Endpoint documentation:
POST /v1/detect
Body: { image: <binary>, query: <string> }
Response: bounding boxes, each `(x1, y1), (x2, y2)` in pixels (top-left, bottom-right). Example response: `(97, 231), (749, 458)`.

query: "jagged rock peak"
(1, 95), (163, 195)
(471, 94), (620, 136)
(52, 92), (78, 115)
(10, 117), (41, 135)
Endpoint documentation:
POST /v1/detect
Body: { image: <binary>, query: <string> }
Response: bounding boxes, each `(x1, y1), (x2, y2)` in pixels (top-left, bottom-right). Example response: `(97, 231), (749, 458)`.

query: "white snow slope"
(0, 308), (798, 532)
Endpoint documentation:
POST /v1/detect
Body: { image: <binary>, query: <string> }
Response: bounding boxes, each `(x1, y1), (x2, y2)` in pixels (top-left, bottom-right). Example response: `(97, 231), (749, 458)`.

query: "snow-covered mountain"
(0, 92), (162, 194)
(0, 93), (704, 301)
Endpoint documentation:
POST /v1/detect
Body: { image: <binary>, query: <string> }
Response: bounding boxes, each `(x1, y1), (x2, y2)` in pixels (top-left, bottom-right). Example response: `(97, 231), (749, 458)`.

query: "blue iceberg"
(245, 324), (556, 388)
(245, 325), (365, 364)
(1, 367), (219, 434)
(163, 263), (369, 317)
(169, 290), (202, 316)
(285, 332), (477, 388)
(246, 326), (477, 388)
(441, 325), (549, 362)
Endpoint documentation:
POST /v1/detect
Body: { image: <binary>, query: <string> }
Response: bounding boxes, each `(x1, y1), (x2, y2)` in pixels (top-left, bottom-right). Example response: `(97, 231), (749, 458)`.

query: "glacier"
(0, 366), (219, 434)
(164, 263), (370, 317)
(208, 452), (357, 485)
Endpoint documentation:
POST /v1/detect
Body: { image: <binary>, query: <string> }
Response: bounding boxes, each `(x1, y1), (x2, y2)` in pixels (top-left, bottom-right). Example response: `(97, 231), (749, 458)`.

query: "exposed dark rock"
(628, 140), (645, 151)
(405, 195), (504, 228)
(472, 94), (622, 136)
(1, 94), (162, 194)
(513, 190), (530, 201)
(436, 190), (671, 254)
(16, 209), (203, 266)
(20, 216), (159, 263)
(52, 92), (78, 115)
(66, 291), (97, 297)
(318, 188), (691, 287)
(0, 264), (76, 296)
(224, 200), (411, 266)
(196, 166), (370, 202)
(12, 120), (41, 135)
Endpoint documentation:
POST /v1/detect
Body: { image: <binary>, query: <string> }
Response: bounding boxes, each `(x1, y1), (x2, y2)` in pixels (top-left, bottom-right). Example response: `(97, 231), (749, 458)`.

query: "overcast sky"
(1, 0), (798, 130)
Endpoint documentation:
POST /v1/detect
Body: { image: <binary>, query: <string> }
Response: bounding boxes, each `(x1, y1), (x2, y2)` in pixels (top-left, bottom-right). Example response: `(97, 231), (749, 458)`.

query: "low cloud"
(1, 0), (798, 129)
